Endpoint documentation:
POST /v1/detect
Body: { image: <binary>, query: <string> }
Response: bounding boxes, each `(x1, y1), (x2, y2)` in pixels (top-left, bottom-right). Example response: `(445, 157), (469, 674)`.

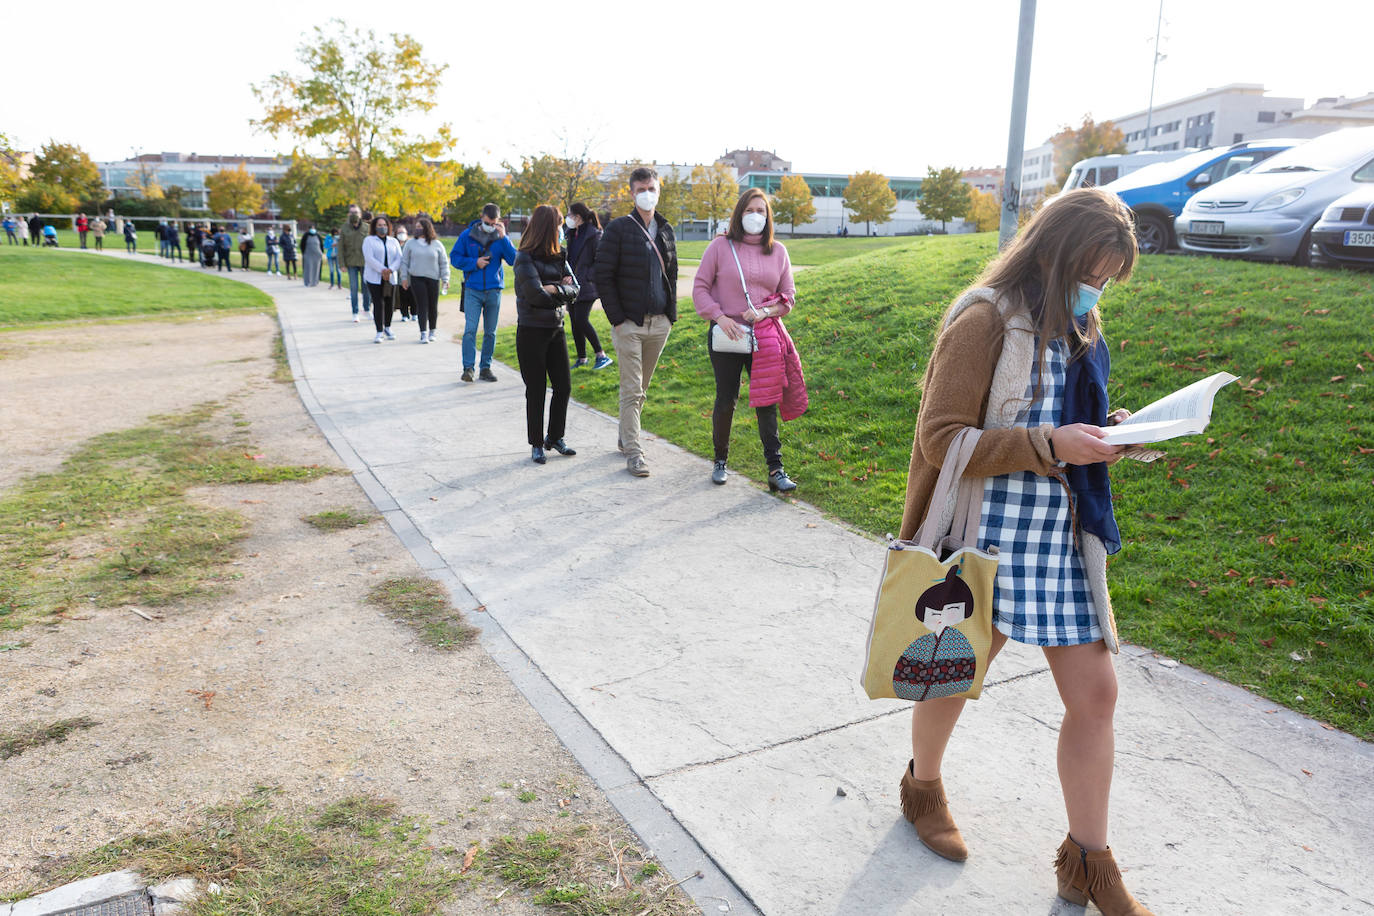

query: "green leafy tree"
(0, 133), (24, 207)
(966, 186), (1001, 232)
(206, 163), (266, 216)
(127, 159), (164, 200)
(446, 163), (507, 225)
(771, 174), (817, 236)
(273, 156), (344, 222)
(252, 19), (459, 214)
(1050, 115), (1127, 188)
(656, 169), (691, 227)
(17, 182), (77, 214)
(27, 141), (105, 210)
(603, 161), (649, 219)
(842, 170), (896, 235)
(687, 162), (738, 234)
(918, 166), (971, 232)
(503, 153), (602, 216)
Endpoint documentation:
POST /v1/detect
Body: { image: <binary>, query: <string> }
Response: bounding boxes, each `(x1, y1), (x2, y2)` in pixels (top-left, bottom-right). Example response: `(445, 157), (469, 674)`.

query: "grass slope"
(0, 246), (271, 325)
(676, 235), (920, 265)
(499, 233), (1373, 736)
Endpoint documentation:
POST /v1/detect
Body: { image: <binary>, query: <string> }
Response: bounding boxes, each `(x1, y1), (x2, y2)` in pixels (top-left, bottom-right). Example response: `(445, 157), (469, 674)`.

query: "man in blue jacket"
(450, 203), (517, 382)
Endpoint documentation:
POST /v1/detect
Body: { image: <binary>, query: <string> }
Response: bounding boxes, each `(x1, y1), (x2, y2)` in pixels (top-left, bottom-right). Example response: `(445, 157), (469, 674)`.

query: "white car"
(1177, 126), (1374, 265)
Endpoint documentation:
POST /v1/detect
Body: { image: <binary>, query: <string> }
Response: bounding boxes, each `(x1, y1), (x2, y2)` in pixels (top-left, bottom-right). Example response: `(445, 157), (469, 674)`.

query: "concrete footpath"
(91, 252), (1374, 914)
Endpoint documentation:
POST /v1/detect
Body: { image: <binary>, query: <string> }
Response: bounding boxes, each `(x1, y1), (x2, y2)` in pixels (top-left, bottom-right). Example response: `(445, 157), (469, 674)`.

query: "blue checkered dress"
(977, 338), (1101, 646)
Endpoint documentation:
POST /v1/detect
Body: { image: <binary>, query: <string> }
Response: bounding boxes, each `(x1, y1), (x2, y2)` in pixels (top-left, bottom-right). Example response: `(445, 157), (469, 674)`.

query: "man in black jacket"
(593, 166), (678, 477)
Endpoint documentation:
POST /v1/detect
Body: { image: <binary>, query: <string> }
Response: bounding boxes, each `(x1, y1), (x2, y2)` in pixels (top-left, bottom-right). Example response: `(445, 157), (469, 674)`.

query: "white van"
(1062, 150), (1197, 192)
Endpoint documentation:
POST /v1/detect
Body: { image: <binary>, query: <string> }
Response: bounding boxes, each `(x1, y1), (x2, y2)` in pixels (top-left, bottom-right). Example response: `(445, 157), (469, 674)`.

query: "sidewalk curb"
(274, 296), (762, 915)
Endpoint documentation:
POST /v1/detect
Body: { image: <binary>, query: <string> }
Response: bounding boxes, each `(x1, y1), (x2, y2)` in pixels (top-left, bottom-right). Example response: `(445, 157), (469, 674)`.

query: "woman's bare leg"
(910, 629), (1008, 778)
(1043, 640), (1117, 850)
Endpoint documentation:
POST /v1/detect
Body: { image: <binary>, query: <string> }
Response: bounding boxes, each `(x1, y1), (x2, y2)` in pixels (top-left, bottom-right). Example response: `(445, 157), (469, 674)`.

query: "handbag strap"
(727, 241), (760, 316)
(912, 427), (983, 550)
(630, 214), (668, 276)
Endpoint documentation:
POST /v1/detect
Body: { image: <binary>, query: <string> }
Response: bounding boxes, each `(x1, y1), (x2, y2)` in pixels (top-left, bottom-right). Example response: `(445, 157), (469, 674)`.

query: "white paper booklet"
(1098, 371), (1239, 445)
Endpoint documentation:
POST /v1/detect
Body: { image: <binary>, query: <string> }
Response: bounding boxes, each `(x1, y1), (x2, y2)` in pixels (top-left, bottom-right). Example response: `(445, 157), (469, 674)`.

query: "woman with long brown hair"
(565, 202), (612, 370)
(895, 187), (1152, 914)
(513, 204), (578, 464)
(399, 217), (450, 343)
(691, 187), (803, 490)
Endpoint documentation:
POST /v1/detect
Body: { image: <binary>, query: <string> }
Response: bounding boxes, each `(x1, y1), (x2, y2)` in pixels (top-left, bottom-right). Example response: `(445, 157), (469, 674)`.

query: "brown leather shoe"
(899, 760), (968, 861)
(1054, 833), (1154, 915)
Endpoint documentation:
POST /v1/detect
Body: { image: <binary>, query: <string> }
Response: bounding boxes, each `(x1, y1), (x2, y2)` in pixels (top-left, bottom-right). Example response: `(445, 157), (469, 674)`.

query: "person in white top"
(362, 214), (404, 342)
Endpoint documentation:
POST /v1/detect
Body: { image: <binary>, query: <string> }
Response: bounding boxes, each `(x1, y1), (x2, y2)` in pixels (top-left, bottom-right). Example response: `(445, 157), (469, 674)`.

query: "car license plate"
(1189, 221), (1224, 235)
(1344, 230), (1374, 247)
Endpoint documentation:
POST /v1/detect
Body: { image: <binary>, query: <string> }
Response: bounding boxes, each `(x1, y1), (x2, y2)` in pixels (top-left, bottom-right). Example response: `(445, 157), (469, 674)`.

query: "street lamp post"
(999, 0), (1036, 250)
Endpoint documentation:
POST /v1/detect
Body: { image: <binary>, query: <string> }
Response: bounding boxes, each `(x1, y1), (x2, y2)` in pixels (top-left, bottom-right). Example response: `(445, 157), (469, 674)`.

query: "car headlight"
(1252, 188), (1305, 211)
(1321, 205), (1343, 222)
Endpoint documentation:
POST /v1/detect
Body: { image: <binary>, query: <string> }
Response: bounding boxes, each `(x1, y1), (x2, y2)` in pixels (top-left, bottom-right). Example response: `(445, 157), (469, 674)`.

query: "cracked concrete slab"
(114, 254), (1374, 915)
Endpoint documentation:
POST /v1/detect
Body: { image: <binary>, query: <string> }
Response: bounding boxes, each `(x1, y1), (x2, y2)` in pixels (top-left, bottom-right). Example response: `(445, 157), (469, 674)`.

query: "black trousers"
(368, 282), (394, 331)
(239, 249), (250, 269)
(409, 276), (439, 332)
(516, 324), (571, 446)
(283, 256), (297, 278)
(569, 300), (602, 359)
(169, 241), (181, 260)
(396, 283), (415, 318)
(709, 327), (781, 469)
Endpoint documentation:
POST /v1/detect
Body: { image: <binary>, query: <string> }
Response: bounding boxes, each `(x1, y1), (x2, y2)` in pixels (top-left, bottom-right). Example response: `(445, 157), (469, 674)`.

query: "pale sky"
(5, 0), (1370, 177)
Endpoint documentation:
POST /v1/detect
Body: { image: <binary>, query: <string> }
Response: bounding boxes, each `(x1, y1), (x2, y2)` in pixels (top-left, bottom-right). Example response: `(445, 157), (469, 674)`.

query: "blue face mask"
(1071, 282), (1104, 318)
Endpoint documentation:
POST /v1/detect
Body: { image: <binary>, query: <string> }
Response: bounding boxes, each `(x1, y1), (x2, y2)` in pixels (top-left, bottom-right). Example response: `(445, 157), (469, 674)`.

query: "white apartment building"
(1113, 83), (1304, 152)
(1018, 142), (1058, 206)
(1251, 93), (1374, 141)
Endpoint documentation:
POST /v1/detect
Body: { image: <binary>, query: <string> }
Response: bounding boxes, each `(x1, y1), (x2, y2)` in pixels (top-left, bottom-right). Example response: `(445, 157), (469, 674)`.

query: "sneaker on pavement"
(420, 332), (429, 343)
(627, 455), (650, 477)
(711, 460), (728, 485)
(373, 332), (385, 344)
(768, 468), (798, 493)
(352, 315), (360, 323)
(593, 354), (614, 370)
(479, 368), (497, 382)
(428, 331), (437, 342)
(383, 328), (395, 340)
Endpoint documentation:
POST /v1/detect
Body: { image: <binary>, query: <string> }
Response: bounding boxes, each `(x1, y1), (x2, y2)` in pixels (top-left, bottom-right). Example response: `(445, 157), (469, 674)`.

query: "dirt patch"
(0, 314), (691, 914)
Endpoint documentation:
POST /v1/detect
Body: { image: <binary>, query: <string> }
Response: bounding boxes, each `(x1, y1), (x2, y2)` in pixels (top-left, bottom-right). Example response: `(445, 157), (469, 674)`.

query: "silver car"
(1178, 126), (1374, 265)
(1311, 182), (1374, 269)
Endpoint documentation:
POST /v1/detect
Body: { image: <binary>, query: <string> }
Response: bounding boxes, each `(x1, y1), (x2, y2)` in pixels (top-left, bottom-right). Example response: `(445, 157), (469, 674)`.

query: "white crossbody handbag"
(709, 241), (760, 354)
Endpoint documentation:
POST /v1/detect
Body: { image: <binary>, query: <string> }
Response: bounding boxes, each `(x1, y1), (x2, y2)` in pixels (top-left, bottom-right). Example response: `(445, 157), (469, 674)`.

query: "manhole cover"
(46, 890), (153, 916)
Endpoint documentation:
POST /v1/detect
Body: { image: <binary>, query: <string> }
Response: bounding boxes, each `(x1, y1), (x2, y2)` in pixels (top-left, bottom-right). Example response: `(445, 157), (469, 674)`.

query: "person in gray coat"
(399, 218), (451, 343)
(301, 227), (325, 287)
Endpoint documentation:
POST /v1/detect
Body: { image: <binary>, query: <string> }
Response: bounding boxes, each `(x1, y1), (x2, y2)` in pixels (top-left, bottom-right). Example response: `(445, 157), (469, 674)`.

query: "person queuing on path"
(237, 228), (254, 270)
(894, 187), (1152, 915)
(28, 213), (43, 247)
(593, 165), (679, 478)
(214, 226), (233, 270)
(280, 227), (298, 279)
(301, 227), (324, 287)
(451, 203), (517, 382)
(565, 202), (613, 371)
(166, 222), (182, 261)
(200, 228), (217, 268)
(324, 230), (341, 289)
(16, 214), (30, 245)
(185, 224), (200, 263)
(3, 215), (16, 244)
(123, 219), (137, 254)
(156, 219), (169, 258)
(393, 224), (415, 321)
(692, 188), (804, 491)
(91, 216), (106, 250)
(339, 204), (371, 319)
(363, 214), (403, 343)
(513, 204), (578, 465)
(264, 227), (280, 276)
(398, 217), (450, 344)
(76, 213), (89, 248)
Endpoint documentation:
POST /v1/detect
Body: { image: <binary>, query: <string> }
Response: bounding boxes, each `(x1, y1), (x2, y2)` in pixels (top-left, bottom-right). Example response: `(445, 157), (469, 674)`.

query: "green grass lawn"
(0, 245), (272, 325)
(676, 235), (925, 265)
(499, 233), (1374, 737)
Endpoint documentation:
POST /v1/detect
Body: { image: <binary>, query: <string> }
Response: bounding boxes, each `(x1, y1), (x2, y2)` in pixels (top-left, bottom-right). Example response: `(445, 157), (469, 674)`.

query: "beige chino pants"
(610, 314), (672, 460)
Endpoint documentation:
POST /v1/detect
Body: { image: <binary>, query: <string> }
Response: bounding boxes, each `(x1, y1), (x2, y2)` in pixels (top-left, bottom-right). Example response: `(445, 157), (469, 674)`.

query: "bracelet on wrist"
(1048, 432), (1059, 462)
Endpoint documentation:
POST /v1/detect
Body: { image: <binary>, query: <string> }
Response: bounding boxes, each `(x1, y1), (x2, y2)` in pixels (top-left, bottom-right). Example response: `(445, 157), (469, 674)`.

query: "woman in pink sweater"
(692, 189), (800, 491)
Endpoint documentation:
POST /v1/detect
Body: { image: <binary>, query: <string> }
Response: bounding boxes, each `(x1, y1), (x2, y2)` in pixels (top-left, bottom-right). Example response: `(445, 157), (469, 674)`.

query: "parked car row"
(1063, 126), (1374, 268)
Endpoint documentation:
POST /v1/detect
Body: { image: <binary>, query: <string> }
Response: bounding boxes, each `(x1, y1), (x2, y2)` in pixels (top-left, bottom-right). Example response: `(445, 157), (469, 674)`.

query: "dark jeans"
(168, 241), (181, 260)
(569, 300), (603, 359)
(217, 249), (231, 270)
(367, 282), (394, 331)
(709, 327), (781, 469)
(409, 276), (439, 332)
(283, 256), (297, 278)
(94, 236), (103, 250)
(79, 230), (88, 248)
(516, 324), (571, 446)
(126, 239), (137, 253)
(240, 249), (250, 269)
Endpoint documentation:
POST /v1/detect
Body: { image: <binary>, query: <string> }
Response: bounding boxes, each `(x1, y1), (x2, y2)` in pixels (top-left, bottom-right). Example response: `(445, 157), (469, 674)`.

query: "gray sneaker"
(711, 460), (728, 485)
(627, 455), (650, 477)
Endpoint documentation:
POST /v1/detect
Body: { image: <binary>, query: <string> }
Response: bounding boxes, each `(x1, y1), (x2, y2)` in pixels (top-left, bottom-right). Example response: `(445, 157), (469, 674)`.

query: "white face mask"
(741, 212), (767, 235)
(634, 189), (659, 211)
(565, 216), (577, 229)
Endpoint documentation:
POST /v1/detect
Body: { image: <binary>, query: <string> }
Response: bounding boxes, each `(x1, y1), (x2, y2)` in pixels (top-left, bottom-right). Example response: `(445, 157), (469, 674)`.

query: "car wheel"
(1135, 213), (1170, 254)
(1292, 224), (1314, 267)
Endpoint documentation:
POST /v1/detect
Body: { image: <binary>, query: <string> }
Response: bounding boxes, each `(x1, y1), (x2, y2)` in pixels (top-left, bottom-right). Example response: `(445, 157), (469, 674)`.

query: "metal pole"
(999, 0), (1036, 249)
(1142, 0), (1164, 151)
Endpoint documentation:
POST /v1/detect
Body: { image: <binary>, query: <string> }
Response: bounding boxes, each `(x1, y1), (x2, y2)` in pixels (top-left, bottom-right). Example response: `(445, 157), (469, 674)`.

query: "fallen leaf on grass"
(1330, 375), (1346, 383)
(1358, 681), (1368, 689)
(1315, 640), (1328, 647)
(1289, 651), (1305, 662)
(1257, 533), (1277, 546)
(187, 689), (215, 710)
(1260, 637), (1276, 648)
(1206, 628), (1235, 642)
(462, 845), (478, 873)
(1309, 596), (1328, 606)
(1224, 569), (1241, 577)
(1357, 447), (1374, 455)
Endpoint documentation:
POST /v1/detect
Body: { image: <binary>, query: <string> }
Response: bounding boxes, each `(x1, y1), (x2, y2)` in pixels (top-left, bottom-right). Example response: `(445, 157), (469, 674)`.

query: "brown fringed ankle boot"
(1054, 833), (1154, 915)
(899, 760), (968, 861)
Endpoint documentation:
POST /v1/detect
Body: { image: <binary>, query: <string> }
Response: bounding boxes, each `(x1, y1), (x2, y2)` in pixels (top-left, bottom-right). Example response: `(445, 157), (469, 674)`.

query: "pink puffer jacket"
(749, 317), (808, 420)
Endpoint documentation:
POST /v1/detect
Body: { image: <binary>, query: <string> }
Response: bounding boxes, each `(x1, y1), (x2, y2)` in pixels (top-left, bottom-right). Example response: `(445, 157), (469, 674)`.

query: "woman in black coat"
(565, 202), (612, 370)
(513, 204), (578, 465)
